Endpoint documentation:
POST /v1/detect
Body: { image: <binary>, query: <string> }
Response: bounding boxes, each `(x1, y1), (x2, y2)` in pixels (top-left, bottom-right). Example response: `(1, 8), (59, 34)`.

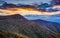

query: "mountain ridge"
(0, 14), (60, 38)
(32, 19), (60, 34)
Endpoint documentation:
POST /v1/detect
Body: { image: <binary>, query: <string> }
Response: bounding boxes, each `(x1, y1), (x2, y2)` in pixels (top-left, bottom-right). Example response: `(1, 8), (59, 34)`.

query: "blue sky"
(24, 15), (60, 23)
(1, 0), (51, 4)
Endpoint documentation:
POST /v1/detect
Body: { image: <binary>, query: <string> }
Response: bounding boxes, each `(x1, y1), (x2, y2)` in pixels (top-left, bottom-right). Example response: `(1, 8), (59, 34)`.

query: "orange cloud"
(0, 7), (60, 16)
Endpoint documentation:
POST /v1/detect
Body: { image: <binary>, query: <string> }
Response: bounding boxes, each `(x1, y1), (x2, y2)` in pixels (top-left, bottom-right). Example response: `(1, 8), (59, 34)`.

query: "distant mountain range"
(24, 14), (60, 23)
(32, 19), (60, 34)
(0, 14), (60, 38)
(24, 14), (60, 19)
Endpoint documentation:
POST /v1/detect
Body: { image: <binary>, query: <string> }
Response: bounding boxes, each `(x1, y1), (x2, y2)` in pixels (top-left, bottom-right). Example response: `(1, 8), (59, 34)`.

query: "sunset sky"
(0, 7), (60, 16)
(0, 0), (60, 16)
(0, 0), (60, 23)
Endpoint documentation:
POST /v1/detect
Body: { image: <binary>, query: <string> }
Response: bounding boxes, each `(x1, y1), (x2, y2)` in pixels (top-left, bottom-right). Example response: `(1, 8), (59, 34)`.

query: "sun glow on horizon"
(0, 7), (60, 16)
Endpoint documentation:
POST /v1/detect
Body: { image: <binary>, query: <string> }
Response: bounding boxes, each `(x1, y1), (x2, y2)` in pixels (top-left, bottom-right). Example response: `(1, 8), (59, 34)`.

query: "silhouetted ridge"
(0, 14), (60, 38)
(0, 14), (25, 20)
(8, 14), (24, 19)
